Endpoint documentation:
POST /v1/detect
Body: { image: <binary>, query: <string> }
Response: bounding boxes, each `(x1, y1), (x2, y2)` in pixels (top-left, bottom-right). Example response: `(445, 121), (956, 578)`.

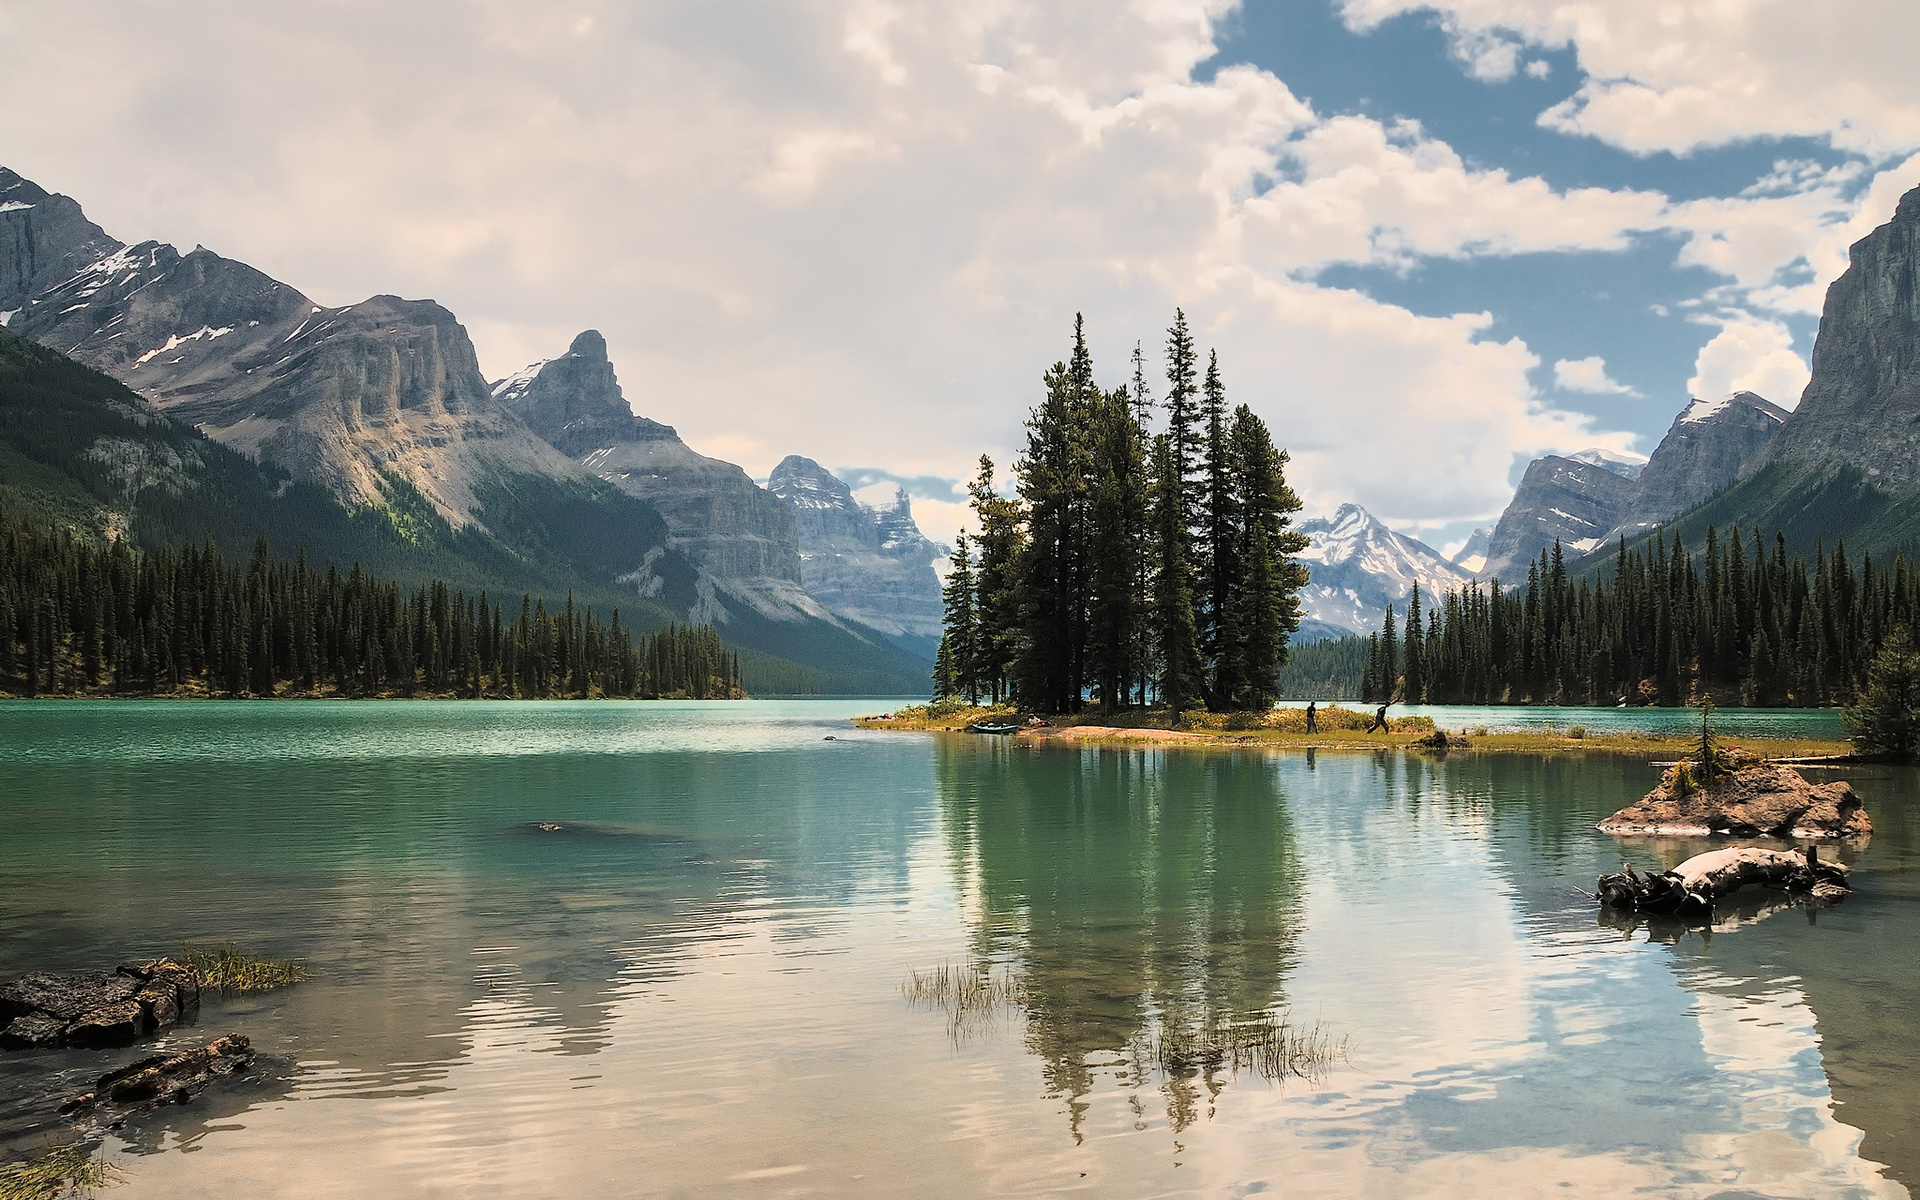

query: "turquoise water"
(1275, 700), (1851, 740)
(0, 700), (1913, 1197)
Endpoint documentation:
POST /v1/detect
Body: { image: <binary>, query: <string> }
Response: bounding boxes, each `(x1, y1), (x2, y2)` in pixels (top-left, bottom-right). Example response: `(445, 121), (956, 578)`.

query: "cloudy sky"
(4, 0), (1918, 551)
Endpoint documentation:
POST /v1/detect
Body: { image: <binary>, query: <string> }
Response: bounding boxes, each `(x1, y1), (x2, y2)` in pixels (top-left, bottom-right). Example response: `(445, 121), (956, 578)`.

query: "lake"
(1, 700), (1914, 1198)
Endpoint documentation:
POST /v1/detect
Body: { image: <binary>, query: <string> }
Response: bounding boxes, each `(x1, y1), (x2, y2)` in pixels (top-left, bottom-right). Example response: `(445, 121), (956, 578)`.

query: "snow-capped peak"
(1567, 447), (1647, 481)
(1678, 391), (1783, 427)
(1293, 503), (1477, 634)
(490, 359), (550, 404)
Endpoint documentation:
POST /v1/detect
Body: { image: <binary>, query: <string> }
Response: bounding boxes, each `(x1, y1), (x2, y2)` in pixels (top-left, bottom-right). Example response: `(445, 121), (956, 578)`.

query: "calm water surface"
(0, 700), (1914, 1198)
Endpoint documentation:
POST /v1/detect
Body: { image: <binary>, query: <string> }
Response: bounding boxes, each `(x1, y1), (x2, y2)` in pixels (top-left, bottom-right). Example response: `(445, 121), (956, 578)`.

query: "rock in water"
(61, 1033), (254, 1113)
(0, 959), (200, 1051)
(1597, 756), (1871, 838)
(1598, 846), (1850, 917)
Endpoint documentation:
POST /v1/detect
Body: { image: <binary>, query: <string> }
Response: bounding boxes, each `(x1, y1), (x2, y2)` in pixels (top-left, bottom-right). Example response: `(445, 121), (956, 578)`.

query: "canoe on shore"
(964, 721), (1022, 735)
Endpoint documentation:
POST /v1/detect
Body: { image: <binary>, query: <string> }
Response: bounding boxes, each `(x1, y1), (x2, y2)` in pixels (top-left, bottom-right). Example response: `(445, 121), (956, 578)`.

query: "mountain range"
(9, 163), (1920, 675)
(1293, 505), (1474, 637)
(0, 166), (943, 694)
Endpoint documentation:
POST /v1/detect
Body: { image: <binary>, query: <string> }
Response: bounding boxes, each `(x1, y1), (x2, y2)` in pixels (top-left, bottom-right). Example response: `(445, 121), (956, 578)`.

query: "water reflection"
(2, 702), (1916, 1197)
(936, 741), (1305, 1136)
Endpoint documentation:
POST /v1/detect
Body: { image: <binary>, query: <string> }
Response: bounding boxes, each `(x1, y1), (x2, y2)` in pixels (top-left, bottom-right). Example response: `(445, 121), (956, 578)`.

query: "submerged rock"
(60, 1033), (254, 1114)
(0, 959), (200, 1051)
(1598, 755), (1871, 838)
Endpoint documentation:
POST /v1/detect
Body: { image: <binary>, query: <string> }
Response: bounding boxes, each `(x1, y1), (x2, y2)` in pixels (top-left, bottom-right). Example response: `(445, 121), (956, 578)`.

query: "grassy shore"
(855, 703), (1853, 759)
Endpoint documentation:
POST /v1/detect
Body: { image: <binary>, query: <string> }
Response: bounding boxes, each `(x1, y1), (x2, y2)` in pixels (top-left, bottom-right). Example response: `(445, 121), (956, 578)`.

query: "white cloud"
(1685, 314), (1810, 409)
(1338, 0), (1920, 157)
(1552, 356), (1635, 395)
(0, 0), (1674, 531)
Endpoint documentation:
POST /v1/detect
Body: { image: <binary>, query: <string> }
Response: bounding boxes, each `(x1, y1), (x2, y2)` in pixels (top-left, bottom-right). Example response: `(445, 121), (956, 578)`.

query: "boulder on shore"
(0, 959), (200, 1050)
(1597, 755), (1870, 838)
(60, 1033), (254, 1114)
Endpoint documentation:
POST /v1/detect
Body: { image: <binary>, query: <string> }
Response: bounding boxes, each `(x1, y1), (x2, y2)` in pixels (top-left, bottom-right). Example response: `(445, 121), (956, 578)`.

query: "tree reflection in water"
(933, 739), (1310, 1137)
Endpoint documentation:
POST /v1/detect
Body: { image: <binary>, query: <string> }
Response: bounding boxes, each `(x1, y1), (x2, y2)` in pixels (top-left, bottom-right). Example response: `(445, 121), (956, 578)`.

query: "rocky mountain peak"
(1568, 447), (1647, 481)
(1, 167), (123, 313)
(769, 455), (861, 519)
(1293, 504), (1474, 634)
(494, 329), (675, 456)
(1758, 184), (1920, 490)
(1480, 456), (1638, 582)
(1896, 184), (1920, 224)
(765, 457), (945, 644)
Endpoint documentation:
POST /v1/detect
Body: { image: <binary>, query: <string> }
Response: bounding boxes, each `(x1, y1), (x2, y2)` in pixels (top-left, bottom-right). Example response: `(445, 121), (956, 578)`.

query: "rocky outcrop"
(60, 1034), (254, 1114)
(1480, 456), (1637, 582)
(1598, 757), (1872, 838)
(1761, 185), (1920, 490)
(1293, 504), (1474, 634)
(494, 330), (676, 456)
(1606, 392), (1788, 542)
(499, 332), (807, 588)
(765, 456), (946, 644)
(0, 168), (122, 314)
(1, 960), (200, 1050)
(1597, 846), (1851, 917)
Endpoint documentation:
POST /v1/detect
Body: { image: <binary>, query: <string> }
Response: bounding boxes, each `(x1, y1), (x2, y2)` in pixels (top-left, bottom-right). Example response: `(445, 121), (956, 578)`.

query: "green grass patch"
(181, 942), (312, 994)
(0, 1145), (122, 1200)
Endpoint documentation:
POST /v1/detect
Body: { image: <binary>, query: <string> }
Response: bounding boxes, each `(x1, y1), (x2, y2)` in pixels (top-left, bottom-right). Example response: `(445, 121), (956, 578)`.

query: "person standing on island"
(1305, 702), (1318, 733)
(1366, 702), (1391, 733)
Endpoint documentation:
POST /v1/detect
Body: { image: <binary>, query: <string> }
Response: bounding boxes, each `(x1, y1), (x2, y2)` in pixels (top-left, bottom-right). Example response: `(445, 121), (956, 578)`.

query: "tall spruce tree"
(940, 531), (979, 703)
(1222, 405), (1308, 707)
(1402, 582), (1425, 705)
(968, 455), (1027, 704)
(1150, 431), (1203, 715)
(1198, 351), (1240, 708)
(1086, 383), (1148, 713)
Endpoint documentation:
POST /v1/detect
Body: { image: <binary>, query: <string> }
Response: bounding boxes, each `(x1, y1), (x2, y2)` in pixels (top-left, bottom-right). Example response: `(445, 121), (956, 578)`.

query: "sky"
(3, 0), (1919, 554)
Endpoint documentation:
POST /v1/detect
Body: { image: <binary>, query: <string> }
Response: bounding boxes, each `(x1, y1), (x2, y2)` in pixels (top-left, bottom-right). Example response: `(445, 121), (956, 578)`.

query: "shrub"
(1567, 725), (1586, 739)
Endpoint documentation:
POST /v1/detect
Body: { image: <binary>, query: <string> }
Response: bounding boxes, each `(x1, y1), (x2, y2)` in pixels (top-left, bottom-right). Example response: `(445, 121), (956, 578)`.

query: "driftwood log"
(1597, 845), (1850, 918)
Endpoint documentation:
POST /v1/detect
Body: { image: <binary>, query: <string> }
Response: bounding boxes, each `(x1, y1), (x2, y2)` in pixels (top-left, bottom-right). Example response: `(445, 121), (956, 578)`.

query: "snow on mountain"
(767, 456), (946, 649)
(1449, 526), (1492, 575)
(1294, 504), (1477, 635)
(1568, 447), (1648, 481)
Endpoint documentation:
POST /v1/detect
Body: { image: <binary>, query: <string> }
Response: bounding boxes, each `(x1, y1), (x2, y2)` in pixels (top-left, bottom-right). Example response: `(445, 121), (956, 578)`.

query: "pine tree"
(1846, 625), (1920, 759)
(1198, 350), (1238, 708)
(940, 531), (979, 704)
(1402, 582), (1425, 705)
(1149, 432), (1203, 715)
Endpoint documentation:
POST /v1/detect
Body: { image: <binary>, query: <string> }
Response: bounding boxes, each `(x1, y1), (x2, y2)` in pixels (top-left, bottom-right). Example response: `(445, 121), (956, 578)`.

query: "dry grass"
(1138, 1010), (1347, 1084)
(901, 963), (1027, 1038)
(181, 942), (311, 995)
(0, 1146), (122, 1200)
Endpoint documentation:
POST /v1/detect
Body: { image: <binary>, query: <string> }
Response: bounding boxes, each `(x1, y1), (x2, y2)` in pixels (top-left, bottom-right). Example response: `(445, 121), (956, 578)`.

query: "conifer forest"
(934, 312), (1312, 714)
(0, 511), (742, 699)
(1358, 529), (1920, 708)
